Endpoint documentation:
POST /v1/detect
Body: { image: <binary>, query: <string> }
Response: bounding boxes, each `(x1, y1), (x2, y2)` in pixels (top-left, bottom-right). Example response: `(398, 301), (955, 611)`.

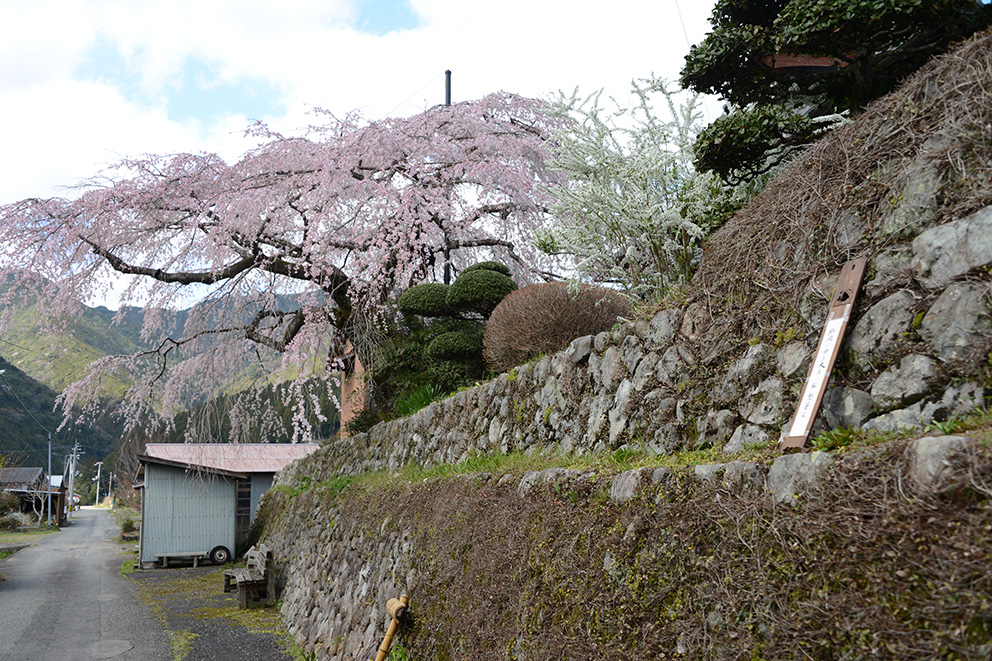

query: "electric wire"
(0, 372), (54, 439)
(379, 71), (445, 120)
(0, 336), (35, 352)
(672, 0), (692, 51)
(671, 0), (719, 124)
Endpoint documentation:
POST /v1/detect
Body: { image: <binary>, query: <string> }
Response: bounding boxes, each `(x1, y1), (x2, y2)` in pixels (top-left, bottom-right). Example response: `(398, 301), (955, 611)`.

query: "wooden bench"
(155, 551), (208, 568)
(222, 544), (275, 608)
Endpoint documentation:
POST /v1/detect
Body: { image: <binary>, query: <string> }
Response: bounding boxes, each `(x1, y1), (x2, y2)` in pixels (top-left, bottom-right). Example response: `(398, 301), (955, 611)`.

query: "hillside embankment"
(255, 29), (992, 660)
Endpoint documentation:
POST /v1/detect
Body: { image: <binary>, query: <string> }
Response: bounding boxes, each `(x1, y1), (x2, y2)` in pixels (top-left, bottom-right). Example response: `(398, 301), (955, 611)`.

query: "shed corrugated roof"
(141, 443), (320, 474)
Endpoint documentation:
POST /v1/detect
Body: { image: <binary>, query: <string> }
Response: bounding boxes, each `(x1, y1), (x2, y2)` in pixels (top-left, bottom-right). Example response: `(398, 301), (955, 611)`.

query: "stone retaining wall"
(261, 433), (988, 659)
(278, 206), (992, 491)
(263, 202), (992, 659)
(263, 208), (992, 660)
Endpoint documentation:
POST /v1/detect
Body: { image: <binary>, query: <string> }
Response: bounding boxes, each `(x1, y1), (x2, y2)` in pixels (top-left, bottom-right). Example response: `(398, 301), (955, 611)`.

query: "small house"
(0, 467), (66, 526)
(135, 443), (319, 568)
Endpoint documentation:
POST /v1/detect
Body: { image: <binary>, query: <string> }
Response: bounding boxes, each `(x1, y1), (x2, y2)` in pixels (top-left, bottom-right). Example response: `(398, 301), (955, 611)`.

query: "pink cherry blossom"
(0, 92), (568, 440)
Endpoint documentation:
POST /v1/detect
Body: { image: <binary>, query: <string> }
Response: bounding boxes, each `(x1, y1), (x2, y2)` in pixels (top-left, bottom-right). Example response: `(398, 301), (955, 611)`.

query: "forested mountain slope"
(0, 356), (118, 464)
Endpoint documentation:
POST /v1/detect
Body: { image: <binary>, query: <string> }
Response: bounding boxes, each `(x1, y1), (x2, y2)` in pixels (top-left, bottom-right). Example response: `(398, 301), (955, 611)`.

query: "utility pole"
(94, 461), (103, 506)
(443, 69), (453, 285)
(67, 441), (81, 519)
(47, 432), (52, 526)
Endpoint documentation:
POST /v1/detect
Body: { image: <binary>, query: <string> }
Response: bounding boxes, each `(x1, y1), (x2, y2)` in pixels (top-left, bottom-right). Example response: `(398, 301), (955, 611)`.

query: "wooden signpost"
(780, 257), (867, 451)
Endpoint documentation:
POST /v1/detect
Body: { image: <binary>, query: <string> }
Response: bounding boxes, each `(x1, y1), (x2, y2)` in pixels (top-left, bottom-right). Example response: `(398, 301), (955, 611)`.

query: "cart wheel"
(210, 546), (231, 565)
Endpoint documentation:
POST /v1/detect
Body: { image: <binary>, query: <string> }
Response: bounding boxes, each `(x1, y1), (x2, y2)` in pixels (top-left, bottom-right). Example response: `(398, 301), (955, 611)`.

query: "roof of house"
(0, 467), (45, 490)
(139, 443), (320, 474)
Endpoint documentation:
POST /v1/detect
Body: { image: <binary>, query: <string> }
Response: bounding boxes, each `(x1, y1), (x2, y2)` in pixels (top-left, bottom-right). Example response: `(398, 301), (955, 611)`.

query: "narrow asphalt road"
(0, 507), (170, 661)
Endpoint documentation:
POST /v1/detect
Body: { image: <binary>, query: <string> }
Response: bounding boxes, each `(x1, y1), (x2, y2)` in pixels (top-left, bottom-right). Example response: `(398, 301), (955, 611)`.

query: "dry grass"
(689, 27), (992, 342)
(312, 437), (992, 660)
(483, 282), (632, 372)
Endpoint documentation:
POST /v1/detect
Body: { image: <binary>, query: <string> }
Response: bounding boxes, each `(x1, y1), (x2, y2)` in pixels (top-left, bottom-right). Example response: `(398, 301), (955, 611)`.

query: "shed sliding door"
(235, 478), (251, 545)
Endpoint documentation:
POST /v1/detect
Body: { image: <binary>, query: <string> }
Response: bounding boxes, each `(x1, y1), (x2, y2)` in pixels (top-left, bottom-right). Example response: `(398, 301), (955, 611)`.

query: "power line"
(379, 71), (446, 120)
(672, 0), (692, 51)
(671, 0), (721, 125)
(0, 386), (71, 455)
(0, 336), (36, 353)
(0, 372), (54, 438)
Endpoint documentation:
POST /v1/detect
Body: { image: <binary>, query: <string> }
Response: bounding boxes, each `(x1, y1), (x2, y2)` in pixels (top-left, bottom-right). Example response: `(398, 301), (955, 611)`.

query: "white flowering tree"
(539, 79), (746, 299)
(0, 92), (566, 439)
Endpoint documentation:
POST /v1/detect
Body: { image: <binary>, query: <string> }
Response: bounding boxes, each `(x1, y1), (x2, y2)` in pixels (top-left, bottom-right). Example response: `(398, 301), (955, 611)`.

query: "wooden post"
(339, 342), (366, 438)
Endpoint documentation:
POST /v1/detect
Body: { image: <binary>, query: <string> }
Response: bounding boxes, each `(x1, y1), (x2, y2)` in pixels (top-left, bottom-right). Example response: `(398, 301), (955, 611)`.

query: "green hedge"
(462, 261), (512, 276)
(398, 283), (451, 317)
(426, 331), (484, 360)
(446, 269), (517, 317)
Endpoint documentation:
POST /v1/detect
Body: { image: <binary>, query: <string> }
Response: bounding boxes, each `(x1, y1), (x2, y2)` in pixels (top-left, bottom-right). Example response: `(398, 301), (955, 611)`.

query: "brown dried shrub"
(483, 282), (632, 372)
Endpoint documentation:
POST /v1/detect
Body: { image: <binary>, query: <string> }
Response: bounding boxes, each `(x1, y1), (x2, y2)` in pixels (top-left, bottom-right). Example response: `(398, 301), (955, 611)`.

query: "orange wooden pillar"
(339, 343), (366, 438)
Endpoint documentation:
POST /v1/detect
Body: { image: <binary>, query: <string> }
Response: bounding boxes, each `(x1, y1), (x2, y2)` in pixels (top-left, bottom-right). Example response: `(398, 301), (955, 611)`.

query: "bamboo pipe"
(371, 594), (409, 661)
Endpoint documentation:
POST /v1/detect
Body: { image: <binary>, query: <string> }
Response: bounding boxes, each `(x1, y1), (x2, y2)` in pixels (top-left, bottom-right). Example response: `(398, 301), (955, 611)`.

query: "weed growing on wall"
(265, 437), (992, 660)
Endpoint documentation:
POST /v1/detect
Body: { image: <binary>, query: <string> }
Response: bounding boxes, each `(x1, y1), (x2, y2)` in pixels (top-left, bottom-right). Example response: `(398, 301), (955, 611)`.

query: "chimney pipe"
(445, 70), (451, 106)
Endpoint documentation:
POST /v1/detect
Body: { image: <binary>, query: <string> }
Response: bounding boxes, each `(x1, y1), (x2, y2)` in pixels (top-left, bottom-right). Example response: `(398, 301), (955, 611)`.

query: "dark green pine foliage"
(681, 0), (992, 182)
(379, 262), (516, 418)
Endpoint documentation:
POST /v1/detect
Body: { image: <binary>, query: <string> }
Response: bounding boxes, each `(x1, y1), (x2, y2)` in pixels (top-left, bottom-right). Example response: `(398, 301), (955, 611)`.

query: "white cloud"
(0, 0), (717, 203)
(0, 79), (255, 200)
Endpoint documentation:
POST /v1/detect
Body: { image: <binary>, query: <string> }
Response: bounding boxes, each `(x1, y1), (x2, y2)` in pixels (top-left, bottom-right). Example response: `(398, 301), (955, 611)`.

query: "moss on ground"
(165, 630), (198, 661)
(126, 563), (305, 660)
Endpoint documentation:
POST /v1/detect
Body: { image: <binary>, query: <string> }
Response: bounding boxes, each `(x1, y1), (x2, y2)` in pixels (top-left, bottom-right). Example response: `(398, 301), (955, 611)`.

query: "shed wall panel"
(250, 473), (274, 521)
(140, 463), (235, 564)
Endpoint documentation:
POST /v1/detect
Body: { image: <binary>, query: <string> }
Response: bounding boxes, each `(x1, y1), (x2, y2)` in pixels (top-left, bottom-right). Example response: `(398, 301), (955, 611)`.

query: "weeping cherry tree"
(0, 92), (567, 440)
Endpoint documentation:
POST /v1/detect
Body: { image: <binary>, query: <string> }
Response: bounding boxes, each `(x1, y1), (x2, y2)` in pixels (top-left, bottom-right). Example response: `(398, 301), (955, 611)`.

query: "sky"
(0, 0), (718, 206)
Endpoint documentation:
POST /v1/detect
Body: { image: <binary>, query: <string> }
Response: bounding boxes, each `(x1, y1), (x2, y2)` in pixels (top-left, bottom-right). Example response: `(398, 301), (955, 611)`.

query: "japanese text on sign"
(788, 317), (845, 438)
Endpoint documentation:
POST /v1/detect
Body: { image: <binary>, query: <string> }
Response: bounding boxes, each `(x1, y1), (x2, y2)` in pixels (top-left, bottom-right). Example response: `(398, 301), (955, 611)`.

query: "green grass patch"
(276, 405), (992, 505)
(0, 527), (59, 545)
(290, 443), (777, 498)
(316, 475), (360, 496)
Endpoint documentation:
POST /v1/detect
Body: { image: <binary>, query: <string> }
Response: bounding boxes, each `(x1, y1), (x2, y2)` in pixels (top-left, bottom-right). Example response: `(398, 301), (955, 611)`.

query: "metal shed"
(135, 443), (319, 568)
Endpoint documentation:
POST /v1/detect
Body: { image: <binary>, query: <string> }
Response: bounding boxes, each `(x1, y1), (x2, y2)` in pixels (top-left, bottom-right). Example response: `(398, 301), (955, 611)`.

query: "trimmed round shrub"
(426, 331), (484, 360)
(462, 261), (512, 276)
(446, 269), (517, 317)
(483, 282), (633, 372)
(397, 283), (451, 317)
